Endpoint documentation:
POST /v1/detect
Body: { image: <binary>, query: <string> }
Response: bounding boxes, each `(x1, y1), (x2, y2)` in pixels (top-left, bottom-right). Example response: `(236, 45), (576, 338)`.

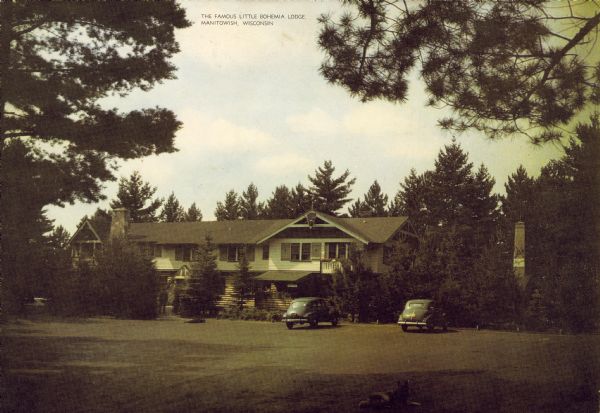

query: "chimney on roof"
(513, 221), (526, 289)
(110, 208), (130, 240)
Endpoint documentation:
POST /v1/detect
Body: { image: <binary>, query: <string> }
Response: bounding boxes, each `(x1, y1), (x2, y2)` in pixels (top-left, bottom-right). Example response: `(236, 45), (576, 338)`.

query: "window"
(325, 242), (350, 259)
(175, 245), (192, 261)
(282, 242), (313, 262)
(262, 244), (270, 260)
(219, 245), (254, 262)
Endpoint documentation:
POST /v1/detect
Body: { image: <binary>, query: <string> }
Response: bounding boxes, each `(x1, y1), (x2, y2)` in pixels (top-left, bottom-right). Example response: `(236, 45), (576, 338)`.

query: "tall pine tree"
(110, 171), (163, 223)
(265, 185), (293, 219)
(240, 183), (263, 220)
(215, 190), (241, 221)
(184, 203), (203, 222)
(308, 160), (356, 215)
(159, 192), (185, 222)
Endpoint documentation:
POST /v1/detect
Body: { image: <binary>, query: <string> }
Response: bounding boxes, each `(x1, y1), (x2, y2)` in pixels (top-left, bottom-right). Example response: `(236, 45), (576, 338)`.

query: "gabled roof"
(68, 219), (103, 244)
(127, 219), (293, 245)
(255, 211), (409, 244)
(126, 212), (410, 245)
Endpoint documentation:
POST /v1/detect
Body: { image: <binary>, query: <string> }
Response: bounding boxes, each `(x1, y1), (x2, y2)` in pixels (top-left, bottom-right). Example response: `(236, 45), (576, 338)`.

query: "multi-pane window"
(281, 243), (313, 262)
(219, 245), (255, 262)
(175, 245), (192, 261)
(325, 242), (350, 259)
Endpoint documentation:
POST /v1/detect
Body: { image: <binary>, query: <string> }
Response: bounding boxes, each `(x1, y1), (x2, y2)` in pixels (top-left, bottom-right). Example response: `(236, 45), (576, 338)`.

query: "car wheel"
(286, 322), (294, 330)
(331, 318), (338, 327)
(401, 325), (408, 332)
(309, 319), (318, 328)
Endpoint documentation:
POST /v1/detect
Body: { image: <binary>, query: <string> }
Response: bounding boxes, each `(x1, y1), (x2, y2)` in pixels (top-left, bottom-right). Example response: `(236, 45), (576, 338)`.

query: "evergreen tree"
(348, 199), (367, 218)
(47, 226), (71, 250)
(308, 160), (356, 215)
(159, 192), (185, 222)
(183, 236), (223, 317)
(289, 183), (312, 217)
(240, 183), (262, 220)
(184, 203), (203, 222)
(215, 190), (241, 221)
(358, 180), (388, 217)
(110, 171), (163, 223)
(265, 185), (293, 219)
(389, 169), (431, 235)
(428, 140), (475, 228)
(502, 166), (537, 224)
(0, 3), (189, 314)
(233, 247), (253, 310)
(318, 1), (599, 143)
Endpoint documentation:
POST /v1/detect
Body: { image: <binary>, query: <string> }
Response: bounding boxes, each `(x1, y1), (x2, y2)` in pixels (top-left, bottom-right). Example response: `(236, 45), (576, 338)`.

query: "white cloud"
(254, 152), (313, 175)
(177, 110), (274, 153)
(286, 108), (340, 136)
(342, 102), (447, 159)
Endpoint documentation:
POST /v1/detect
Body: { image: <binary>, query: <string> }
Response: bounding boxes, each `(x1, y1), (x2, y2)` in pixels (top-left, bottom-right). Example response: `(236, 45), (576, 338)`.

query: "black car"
(282, 297), (339, 329)
(397, 299), (448, 332)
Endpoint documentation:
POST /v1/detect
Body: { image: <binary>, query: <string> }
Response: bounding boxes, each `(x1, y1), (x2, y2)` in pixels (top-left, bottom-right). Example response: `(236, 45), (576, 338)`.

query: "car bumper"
(397, 320), (428, 326)
(283, 318), (309, 324)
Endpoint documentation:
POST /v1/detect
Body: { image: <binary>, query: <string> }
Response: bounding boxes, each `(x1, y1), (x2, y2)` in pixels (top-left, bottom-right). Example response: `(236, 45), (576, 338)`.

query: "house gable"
(69, 220), (102, 244)
(256, 211), (369, 244)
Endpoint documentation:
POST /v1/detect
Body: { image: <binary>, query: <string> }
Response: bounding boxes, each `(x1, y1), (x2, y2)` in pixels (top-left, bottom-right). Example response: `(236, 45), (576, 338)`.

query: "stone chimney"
(513, 221), (526, 289)
(110, 208), (130, 240)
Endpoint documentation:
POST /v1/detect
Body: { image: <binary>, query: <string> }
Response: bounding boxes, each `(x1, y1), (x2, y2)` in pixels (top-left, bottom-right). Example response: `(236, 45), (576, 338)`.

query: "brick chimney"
(513, 221), (526, 289)
(110, 208), (130, 240)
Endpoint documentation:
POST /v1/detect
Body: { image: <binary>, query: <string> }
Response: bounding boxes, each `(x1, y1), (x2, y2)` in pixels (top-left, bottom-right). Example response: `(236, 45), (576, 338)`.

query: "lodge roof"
(127, 213), (409, 245)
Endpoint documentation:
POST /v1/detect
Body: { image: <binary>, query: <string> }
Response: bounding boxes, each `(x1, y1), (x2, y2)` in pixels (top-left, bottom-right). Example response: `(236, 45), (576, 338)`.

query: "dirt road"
(2, 317), (599, 412)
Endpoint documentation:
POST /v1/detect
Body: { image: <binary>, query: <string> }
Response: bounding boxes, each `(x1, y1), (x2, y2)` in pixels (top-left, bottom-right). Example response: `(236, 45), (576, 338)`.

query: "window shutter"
(246, 245), (255, 261)
(219, 245), (227, 261)
(311, 243), (321, 260)
(281, 243), (291, 261)
(324, 243), (330, 259)
(262, 244), (270, 260)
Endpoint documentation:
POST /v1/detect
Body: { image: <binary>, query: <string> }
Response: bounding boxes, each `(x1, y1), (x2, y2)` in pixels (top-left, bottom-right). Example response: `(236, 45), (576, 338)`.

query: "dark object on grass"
(186, 318), (206, 323)
(359, 380), (409, 409)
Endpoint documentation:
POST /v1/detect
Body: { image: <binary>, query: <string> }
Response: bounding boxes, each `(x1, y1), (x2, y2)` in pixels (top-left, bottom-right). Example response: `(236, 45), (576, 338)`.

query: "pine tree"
(215, 190), (240, 221)
(0, 3), (189, 314)
(318, 1), (600, 143)
(348, 199), (367, 218)
(184, 203), (203, 222)
(110, 171), (163, 223)
(183, 236), (223, 317)
(502, 165), (536, 224)
(233, 247), (253, 310)
(389, 169), (431, 235)
(265, 185), (293, 219)
(308, 160), (356, 215)
(240, 183), (262, 220)
(360, 180), (389, 217)
(159, 192), (185, 222)
(428, 140), (475, 228)
(289, 183), (312, 217)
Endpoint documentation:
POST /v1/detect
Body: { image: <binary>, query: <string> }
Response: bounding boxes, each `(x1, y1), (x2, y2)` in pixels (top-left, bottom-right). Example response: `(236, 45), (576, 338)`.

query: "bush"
(48, 239), (159, 319)
(216, 306), (281, 322)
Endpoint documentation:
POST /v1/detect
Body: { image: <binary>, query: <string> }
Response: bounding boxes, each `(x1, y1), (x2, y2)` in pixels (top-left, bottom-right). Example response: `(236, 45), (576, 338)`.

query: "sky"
(47, 0), (567, 233)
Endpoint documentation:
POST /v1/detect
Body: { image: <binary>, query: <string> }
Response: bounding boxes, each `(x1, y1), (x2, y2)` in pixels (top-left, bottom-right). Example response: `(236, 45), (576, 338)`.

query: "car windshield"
(289, 301), (308, 310)
(405, 302), (429, 309)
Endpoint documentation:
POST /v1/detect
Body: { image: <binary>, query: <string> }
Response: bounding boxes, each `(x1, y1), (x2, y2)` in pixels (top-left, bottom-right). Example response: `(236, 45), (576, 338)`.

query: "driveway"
(2, 317), (599, 412)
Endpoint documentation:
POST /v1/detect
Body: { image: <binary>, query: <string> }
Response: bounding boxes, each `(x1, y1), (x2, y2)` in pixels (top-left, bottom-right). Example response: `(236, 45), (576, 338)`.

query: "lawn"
(1, 316), (599, 412)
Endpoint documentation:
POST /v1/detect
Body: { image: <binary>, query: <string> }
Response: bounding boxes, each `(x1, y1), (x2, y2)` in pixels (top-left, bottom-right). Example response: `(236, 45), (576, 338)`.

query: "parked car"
(397, 299), (447, 332)
(282, 297), (339, 329)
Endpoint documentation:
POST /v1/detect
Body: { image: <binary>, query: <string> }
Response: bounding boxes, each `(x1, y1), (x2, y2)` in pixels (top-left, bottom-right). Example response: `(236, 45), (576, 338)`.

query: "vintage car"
(397, 299), (448, 332)
(282, 297), (339, 329)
